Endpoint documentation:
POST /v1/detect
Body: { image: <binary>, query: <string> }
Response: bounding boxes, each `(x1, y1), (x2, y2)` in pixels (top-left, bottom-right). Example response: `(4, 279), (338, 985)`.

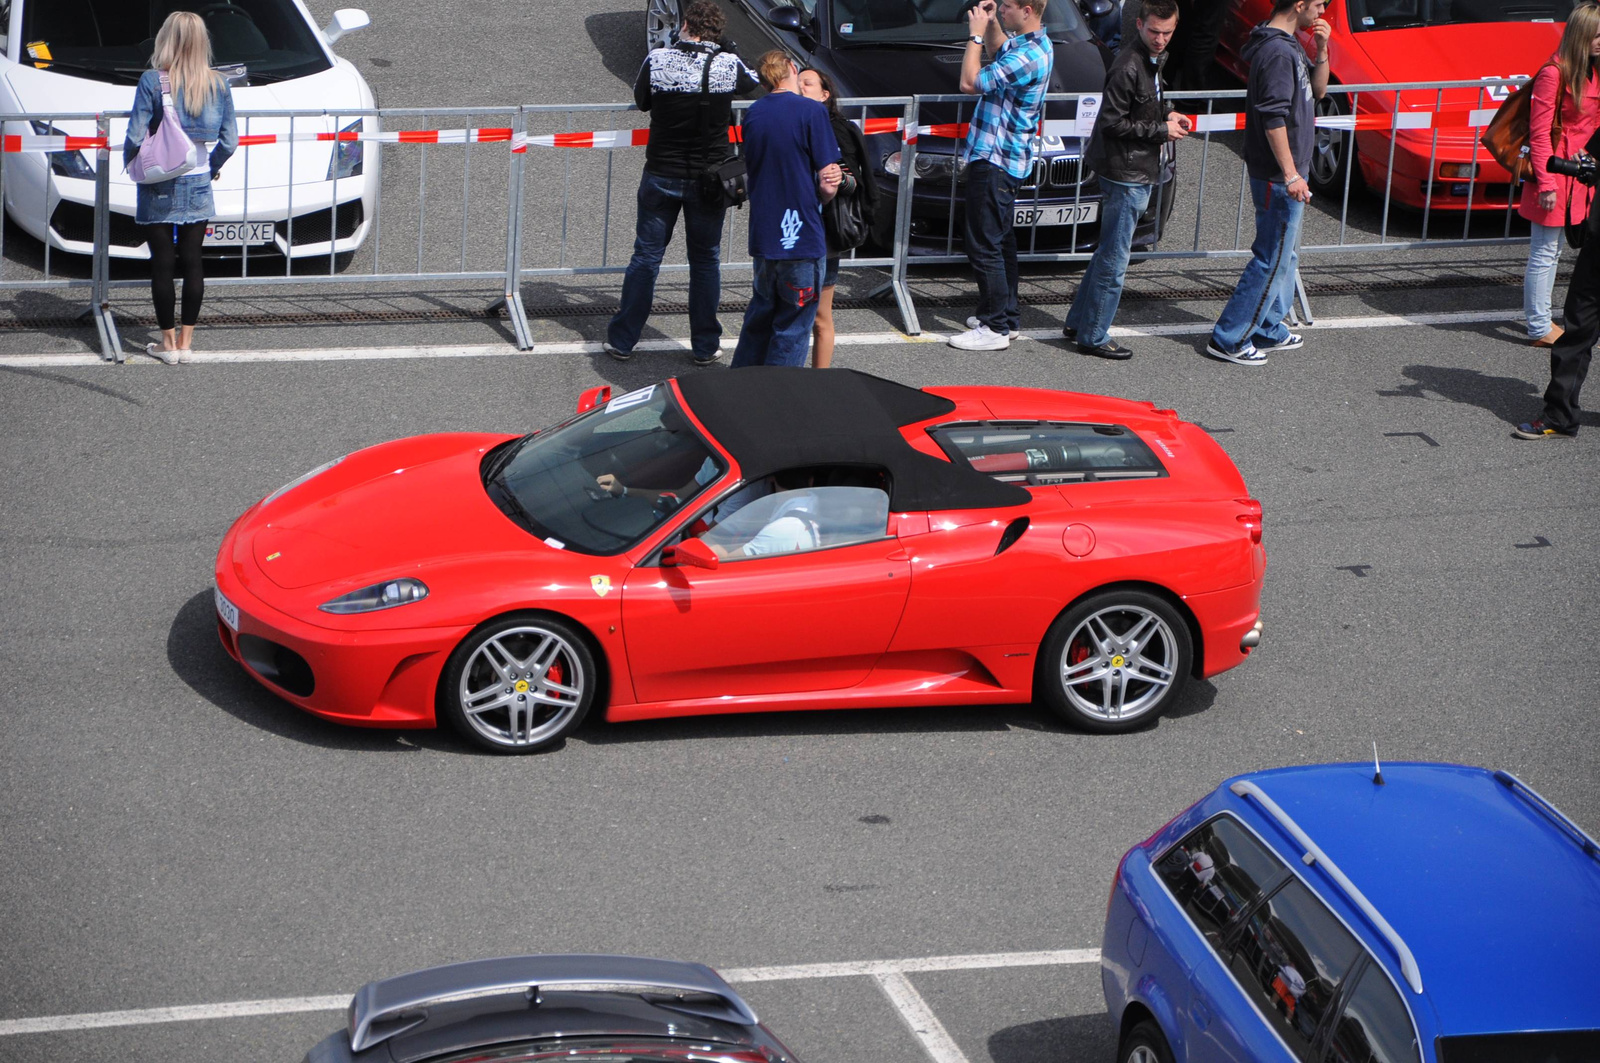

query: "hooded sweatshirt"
(1241, 23), (1314, 183)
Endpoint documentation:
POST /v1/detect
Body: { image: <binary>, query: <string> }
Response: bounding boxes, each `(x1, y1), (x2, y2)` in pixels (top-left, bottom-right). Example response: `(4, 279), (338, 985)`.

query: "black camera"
(1547, 153), (1598, 187)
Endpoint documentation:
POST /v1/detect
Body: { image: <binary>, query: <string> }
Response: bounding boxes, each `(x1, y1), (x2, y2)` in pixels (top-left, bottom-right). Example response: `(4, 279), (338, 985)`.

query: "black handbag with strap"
(693, 46), (747, 209)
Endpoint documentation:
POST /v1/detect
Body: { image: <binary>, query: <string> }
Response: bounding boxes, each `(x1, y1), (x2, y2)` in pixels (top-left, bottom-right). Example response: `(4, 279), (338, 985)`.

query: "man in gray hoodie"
(1207, 0), (1329, 365)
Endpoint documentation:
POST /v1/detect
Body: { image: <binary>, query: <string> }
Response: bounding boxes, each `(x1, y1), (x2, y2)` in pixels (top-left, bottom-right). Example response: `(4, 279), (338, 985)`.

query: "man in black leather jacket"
(1062, 0), (1190, 359)
(1515, 132), (1600, 439)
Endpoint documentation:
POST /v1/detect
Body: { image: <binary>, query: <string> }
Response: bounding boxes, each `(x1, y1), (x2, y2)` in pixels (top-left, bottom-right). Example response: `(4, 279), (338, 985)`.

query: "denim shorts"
(136, 172), (214, 225)
(823, 256), (840, 288)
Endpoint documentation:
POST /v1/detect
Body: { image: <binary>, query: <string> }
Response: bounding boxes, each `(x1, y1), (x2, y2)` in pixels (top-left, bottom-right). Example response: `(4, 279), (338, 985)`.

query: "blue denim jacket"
(123, 69), (238, 225)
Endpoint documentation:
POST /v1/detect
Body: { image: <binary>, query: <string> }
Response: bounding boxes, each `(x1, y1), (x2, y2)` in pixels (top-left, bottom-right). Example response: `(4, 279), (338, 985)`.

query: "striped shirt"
(964, 28), (1054, 179)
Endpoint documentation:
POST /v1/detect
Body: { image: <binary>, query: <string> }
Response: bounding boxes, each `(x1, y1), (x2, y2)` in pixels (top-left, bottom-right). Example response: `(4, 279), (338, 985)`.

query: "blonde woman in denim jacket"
(123, 12), (238, 363)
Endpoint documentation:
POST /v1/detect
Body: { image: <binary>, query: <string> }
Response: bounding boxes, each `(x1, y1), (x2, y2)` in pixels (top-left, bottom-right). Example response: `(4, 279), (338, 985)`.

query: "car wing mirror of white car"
(323, 9), (372, 45)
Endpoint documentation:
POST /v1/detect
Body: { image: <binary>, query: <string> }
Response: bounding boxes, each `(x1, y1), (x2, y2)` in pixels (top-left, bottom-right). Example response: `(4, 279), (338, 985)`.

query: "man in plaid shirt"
(949, 0), (1054, 351)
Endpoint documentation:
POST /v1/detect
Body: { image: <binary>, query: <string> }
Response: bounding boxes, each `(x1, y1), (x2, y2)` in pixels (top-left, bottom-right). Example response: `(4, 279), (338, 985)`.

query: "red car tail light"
(1236, 497), (1263, 544)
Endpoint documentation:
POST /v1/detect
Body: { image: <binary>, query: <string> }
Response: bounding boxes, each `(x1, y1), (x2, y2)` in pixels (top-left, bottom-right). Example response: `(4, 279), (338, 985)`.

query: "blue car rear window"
(1228, 879), (1361, 1061)
(1155, 816), (1289, 948)
(1328, 963), (1420, 1063)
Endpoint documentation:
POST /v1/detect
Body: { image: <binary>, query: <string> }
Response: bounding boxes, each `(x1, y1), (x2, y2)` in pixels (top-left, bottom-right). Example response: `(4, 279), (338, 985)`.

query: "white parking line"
(0, 948), (1100, 1038)
(0, 308), (1521, 368)
(877, 972), (972, 1063)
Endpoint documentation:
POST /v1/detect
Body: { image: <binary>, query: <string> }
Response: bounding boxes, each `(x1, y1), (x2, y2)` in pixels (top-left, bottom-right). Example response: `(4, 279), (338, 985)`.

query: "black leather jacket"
(1083, 37), (1173, 185)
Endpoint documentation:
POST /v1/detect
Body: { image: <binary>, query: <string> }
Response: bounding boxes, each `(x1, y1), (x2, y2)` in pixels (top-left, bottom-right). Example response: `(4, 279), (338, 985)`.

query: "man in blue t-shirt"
(730, 51), (842, 368)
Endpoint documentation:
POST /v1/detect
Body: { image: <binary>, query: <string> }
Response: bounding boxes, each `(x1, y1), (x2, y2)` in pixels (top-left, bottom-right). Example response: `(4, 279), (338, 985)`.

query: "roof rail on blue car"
(348, 954), (760, 1053)
(1494, 770), (1600, 860)
(1229, 780), (1424, 994)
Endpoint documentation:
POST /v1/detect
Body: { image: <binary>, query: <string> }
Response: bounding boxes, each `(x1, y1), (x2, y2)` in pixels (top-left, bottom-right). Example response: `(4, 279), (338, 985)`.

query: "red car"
(213, 369), (1266, 752)
(1216, 0), (1569, 210)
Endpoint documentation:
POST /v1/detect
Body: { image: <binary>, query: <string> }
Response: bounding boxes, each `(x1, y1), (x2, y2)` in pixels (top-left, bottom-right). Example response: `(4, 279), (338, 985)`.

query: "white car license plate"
(215, 587), (241, 631)
(203, 221), (274, 246)
(1015, 203), (1100, 227)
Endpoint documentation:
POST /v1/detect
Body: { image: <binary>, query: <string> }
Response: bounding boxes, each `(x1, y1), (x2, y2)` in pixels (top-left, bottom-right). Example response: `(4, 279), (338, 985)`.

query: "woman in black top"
(798, 68), (878, 368)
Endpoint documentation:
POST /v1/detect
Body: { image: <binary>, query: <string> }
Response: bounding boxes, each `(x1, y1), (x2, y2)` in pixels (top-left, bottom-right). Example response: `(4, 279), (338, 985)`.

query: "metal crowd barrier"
(0, 78), (1535, 359)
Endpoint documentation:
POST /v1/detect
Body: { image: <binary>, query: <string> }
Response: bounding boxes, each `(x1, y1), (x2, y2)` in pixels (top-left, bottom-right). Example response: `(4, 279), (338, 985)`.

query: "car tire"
(1310, 90), (1358, 196)
(1118, 1020), (1175, 1063)
(646, 0), (680, 52)
(439, 613), (599, 753)
(1037, 590), (1192, 733)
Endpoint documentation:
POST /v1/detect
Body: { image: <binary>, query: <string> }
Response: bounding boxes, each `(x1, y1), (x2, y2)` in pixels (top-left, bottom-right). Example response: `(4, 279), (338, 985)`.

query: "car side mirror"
(323, 9), (371, 45)
(1079, 0), (1114, 17)
(662, 538), (719, 570)
(576, 385), (612, 413)
(766, 5), (804, 31)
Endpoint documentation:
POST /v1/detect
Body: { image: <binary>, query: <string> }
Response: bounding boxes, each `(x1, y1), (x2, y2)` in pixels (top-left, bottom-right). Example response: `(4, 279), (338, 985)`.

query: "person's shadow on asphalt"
(1378, 362), (1600, 429)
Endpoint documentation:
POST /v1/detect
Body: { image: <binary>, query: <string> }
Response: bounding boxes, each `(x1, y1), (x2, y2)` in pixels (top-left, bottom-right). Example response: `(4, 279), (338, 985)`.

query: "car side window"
(699, 485), (890, 560)
(1227, 879), (1361, 1062)
(1326, 962), (1420, 1063)
(1156, 816), (1290, 948)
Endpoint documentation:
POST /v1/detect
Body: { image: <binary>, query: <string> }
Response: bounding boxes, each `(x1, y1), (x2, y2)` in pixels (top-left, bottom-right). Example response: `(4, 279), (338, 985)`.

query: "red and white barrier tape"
(1, 133), (108, 153)
(0, 104), (1508, 156)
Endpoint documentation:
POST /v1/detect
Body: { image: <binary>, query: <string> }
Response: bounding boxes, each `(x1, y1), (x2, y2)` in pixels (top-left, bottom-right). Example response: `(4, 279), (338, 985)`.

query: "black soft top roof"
(675, 368), (1028, 512)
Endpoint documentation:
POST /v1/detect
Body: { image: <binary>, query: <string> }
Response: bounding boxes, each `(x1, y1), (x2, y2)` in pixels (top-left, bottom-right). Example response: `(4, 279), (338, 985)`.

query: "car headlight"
(327, 118), (363, 181)
(882, 150), (966, 182)
(31, 121), (94, 179)
(319, 578), (429, 614)
(262, 455), (345, 506)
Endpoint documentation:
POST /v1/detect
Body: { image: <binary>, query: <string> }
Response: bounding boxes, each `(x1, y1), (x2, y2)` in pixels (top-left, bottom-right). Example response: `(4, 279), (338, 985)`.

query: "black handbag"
(825, 177), (870, 252)
(694, 47), (747, 209)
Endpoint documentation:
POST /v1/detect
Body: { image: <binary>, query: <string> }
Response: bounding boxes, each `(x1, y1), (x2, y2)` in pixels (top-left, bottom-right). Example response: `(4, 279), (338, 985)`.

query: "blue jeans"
(1064, 177), (1151, 346)
(608, 172), (726, 358)
(1212, 177), (1305, 353)
(1524, 221), (1563, 339)
(964, 159), (1022, 335)
(731, 256), (826, 367)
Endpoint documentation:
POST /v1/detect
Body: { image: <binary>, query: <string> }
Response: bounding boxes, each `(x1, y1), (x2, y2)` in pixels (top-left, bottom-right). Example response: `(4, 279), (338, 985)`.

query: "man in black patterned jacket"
(607, 0), (758, 366)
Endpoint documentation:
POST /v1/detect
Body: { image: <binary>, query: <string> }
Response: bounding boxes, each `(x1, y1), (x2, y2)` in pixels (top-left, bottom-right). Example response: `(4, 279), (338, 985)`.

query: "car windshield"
(1347, 0), (1575, 31)
(484, 385), (724, 556)
(831, 0), (1086, 45)
(19, 0), (332, 86)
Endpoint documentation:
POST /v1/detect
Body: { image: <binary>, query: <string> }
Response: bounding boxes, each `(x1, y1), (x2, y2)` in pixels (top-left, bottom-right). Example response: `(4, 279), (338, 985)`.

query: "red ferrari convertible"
(1216, 0), (1568, 210)
(213, 369), (1265, 752)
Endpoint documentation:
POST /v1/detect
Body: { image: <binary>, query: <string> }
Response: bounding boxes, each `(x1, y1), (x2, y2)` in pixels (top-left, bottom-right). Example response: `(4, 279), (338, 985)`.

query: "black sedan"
(305, 954), (798, 1063)
(645, 0), (1176, 256)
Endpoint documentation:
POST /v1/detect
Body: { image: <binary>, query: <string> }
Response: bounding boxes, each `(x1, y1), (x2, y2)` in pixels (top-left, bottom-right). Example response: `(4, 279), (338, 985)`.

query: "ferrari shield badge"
(590, 575), (612, 598)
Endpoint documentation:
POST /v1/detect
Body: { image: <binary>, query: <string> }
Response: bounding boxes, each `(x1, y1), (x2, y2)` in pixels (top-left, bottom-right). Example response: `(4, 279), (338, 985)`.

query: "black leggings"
(145, 222), (206, 330)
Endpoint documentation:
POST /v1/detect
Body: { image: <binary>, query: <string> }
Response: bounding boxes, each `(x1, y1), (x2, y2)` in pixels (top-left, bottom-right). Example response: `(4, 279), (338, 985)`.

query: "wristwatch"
(969, 34), (985, 44)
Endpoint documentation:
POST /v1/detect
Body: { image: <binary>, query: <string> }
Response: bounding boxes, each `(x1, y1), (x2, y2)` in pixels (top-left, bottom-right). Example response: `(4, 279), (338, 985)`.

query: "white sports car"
(2, 0), (378, 260)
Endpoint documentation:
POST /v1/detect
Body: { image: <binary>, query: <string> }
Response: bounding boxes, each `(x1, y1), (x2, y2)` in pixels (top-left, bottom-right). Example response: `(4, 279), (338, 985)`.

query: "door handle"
(885, 547), (910, 561)
(1189, 996), (1212, 1031)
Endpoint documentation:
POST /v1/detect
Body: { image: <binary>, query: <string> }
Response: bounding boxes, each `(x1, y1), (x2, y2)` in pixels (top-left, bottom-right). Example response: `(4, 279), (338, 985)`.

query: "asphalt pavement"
(1, 4), (1598, 1063)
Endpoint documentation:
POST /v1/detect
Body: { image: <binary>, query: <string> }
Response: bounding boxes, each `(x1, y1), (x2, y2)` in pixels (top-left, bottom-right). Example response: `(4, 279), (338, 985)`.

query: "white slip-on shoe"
(144, 342), (179, 365)
(948, 324), (1011, 351)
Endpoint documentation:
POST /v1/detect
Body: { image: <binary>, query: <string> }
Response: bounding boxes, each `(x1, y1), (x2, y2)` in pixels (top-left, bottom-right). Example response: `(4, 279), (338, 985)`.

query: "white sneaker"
(948, 324), (1011, 351)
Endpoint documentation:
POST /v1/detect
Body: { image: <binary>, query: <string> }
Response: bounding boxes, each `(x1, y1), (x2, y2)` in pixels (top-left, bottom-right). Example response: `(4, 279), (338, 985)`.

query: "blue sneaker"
(1254, 332), (1303, 353)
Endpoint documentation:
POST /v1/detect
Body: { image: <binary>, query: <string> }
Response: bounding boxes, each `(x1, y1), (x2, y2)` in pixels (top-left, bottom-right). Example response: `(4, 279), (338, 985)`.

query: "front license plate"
(1015, 203), (1100, 227)
(203, 221), (274, 246)
(215, 587), (240, 631)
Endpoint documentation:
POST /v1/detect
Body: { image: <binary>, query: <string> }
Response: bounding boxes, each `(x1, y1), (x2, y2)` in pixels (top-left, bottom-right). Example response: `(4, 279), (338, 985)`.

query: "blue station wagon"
(1101, 762), (1600, 1063)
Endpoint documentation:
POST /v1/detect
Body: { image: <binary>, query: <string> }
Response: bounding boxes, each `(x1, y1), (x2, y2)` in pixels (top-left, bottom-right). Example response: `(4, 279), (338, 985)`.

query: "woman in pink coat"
(1520, 4), (1600, 347)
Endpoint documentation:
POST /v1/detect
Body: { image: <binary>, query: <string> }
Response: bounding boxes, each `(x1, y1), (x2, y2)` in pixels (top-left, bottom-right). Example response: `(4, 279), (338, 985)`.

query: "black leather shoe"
(1061, 325), (1078, 342)
(1077, 339), (1133, 360)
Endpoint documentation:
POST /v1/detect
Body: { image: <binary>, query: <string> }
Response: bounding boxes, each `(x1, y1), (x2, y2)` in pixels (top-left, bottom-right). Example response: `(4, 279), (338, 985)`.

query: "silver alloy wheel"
(1057, 605), (1179, 722)
(1125, 1047), (1160, 1063)
(1311, 95), (1345, 187)
(457, 625), (586, 748)
(646, 0), (680, 52)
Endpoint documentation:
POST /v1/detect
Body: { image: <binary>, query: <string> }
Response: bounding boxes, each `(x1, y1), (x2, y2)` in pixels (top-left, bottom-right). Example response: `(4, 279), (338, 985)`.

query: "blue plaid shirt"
(964, 28), (1054, 179)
